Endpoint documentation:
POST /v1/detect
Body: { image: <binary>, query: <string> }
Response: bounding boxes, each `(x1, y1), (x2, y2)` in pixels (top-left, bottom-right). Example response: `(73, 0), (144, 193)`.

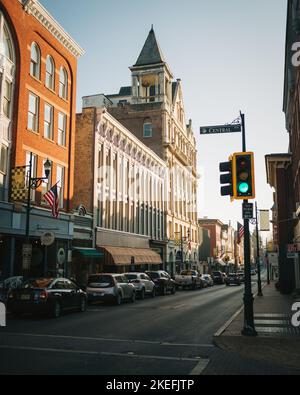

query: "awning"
(73, 248), (104, 259)
(100, 246), (162, 266)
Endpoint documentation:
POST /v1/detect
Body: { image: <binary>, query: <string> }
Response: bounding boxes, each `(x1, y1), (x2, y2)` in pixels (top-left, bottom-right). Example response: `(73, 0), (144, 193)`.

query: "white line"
(189, 359), (210, 375)
(0, 345), (98, 355)
(2, 332), (214, 348)
(0, 344), (201, 362)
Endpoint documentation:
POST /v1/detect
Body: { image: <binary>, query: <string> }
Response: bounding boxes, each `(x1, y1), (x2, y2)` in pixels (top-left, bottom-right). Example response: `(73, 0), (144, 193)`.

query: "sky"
(40, 0), (288, 233)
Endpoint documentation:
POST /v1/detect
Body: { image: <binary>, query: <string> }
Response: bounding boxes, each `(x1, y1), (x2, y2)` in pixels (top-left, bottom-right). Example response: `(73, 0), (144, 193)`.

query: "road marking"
(0, 344), (204, 363)
(2, 332), (214, 348)
(189, 358), (210, 375)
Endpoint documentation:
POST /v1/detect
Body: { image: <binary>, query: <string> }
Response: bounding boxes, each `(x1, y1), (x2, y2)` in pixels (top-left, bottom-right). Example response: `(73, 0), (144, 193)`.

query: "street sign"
(22, 243), (32, 270)
(200, 124), (242, 135)
(243, 203), (254, 219)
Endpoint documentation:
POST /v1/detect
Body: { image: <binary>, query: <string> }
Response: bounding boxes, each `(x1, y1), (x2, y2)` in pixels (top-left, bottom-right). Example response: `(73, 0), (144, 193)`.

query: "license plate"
(20, 294), (30, 301)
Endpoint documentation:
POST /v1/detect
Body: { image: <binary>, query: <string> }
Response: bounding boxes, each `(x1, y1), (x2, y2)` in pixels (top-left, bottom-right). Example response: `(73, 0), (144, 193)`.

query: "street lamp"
(23, 154), (51, 277)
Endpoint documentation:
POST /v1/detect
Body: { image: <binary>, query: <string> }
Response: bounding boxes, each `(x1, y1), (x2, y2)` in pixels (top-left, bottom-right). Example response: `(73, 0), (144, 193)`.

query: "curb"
(214, 281), (268, 338)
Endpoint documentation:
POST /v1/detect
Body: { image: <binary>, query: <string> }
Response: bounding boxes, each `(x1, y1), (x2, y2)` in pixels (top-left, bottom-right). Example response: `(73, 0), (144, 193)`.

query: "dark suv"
(212, 271), (225, 285)
(145, 271), (176, 295)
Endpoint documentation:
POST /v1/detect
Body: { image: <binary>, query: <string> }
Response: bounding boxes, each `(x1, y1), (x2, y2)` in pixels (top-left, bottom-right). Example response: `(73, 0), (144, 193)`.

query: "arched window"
(3, 25), (13, 61)
(30, 43), (41, 79)
(45, 55), (55, 90)
(59, 67), (68, 99)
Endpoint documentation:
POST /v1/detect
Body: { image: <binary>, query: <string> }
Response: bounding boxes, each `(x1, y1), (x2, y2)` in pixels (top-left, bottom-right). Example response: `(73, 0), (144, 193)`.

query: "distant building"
(0, 0), (84, 278)
(82, 27), (199, 274)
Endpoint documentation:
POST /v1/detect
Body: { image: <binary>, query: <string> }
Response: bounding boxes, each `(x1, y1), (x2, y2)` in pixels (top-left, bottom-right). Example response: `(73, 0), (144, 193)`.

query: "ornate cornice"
(19, 0), (84, 58)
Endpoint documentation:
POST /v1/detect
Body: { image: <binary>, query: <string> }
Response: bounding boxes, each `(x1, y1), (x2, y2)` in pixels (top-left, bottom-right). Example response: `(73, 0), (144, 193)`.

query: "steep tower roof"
(134, 27), (165, 66)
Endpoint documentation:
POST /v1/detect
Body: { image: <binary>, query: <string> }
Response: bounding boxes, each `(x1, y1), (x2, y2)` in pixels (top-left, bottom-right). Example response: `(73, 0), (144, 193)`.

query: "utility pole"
(255, 202), (263, 296)
(240, 112), (257, 337)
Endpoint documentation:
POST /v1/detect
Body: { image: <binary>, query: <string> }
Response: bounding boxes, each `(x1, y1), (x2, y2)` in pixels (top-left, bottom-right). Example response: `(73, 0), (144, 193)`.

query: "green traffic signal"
(238, 182), (249, 194)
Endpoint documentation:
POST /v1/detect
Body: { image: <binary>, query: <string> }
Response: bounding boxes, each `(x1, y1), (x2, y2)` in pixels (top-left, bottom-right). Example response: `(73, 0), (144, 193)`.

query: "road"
(0, 274), (291, 375)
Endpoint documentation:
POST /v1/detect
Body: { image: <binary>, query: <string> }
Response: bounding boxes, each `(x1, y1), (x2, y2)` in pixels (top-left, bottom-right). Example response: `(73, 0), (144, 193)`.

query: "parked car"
(237, 270), (245, 282)
(175, 270), (203, 290)
(201, 274), (214, 287)
(212, 271), (225, 285)
(225, 273), (241, 286)
(0, 276), (23, 304)
(145, 271), (176, 295)
(87, 274), (136, 305)
(7, 277), (87, 318)
(124, 272), (156, 299)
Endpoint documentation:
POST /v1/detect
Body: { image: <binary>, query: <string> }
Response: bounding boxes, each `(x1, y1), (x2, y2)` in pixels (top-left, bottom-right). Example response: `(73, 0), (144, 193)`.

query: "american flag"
(44, 183), (59, 218)
(237, 222), (244, 244)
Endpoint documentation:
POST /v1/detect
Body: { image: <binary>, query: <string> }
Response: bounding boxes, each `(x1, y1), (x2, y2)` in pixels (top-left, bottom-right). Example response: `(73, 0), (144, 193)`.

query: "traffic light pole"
(240, 112), (257, 337)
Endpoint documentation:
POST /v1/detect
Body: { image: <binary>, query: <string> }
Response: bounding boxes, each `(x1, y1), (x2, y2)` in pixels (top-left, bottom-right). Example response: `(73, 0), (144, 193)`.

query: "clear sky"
(40, 0), (288, 233)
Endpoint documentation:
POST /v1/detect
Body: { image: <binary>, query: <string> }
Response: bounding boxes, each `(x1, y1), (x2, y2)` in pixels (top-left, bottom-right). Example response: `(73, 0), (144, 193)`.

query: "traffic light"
(219, 157), (233, 197)
(232, 152), (255, 200)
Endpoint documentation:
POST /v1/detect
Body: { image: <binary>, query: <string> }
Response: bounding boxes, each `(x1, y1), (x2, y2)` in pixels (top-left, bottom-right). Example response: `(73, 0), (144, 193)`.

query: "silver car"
(87, 274), (136, 305)
(124, 272), (156, 299)
(201, 274), (214, 287)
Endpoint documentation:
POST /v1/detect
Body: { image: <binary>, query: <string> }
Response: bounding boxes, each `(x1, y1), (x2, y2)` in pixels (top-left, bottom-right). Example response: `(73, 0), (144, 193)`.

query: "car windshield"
(125, 274), (138, 280)
(147, 272), (159, 279)
(88, 275), (114, 288)
(23, 278), (53, 289)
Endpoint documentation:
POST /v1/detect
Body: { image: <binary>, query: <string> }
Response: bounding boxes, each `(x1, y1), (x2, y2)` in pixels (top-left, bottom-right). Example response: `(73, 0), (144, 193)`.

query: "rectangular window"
(0, 145), (8, 174)
(143, 123), (152, 138)
(56, 165), (65, 208)
(58, 112), (66, 146)
(28, 93), (39, 132)
(3, 80), (12, 118)
(44, 103), (54, 140)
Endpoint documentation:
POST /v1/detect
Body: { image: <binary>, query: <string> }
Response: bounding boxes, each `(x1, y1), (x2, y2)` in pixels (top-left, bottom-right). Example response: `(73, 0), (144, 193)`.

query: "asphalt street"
(0, 274), (294, 375)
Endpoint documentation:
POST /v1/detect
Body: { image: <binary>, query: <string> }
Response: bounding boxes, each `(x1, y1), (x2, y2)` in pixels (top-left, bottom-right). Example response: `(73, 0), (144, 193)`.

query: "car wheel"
(79, 297), (87, 312)
(151, 287), (156, 298)
(53, 301), (61, 318)
(115, 293), (122, 306)
(140, 288), (145, 300)
(131, 291), (136, 303)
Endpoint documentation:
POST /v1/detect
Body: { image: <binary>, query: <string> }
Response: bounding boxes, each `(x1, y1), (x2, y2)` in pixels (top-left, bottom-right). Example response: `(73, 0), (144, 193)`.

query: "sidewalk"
(213, 282), (300, 371)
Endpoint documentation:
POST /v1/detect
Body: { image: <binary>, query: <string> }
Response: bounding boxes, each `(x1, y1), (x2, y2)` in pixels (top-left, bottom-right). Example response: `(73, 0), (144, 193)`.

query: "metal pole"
(181, 227), (184, 272)
(240, 113), (257, 337)
(25, 152), (32, 242)
(23, 153), (33, 278)
(255, 202), (263, 296)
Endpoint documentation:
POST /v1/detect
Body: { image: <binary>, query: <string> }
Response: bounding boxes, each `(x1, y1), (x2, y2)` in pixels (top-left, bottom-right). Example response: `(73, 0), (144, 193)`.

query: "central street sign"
(200, 124), (242, 135)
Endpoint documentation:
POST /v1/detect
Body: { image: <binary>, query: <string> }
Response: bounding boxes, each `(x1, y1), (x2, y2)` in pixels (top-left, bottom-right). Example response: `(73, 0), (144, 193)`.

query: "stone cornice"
(19, 0), (84, 58)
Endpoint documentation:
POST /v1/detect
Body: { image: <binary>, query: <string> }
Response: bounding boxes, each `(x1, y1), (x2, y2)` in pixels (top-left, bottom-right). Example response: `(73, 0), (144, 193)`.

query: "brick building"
(0, 0), (84, 278)
(81, 28), (199, 274)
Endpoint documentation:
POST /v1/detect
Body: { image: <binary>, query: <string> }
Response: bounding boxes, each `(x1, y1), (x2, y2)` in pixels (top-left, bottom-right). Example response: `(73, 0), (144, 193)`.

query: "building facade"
(82, 28), (199, 274)
(0, 0), (83, 279)
(74, 106), (165, 280)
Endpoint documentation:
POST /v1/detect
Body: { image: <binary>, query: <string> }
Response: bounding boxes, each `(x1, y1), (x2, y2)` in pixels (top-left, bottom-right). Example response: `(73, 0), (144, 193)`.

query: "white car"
(124, 273), (156, 299)
(87, 274), (136, 305)
(201, 274), (214, 287)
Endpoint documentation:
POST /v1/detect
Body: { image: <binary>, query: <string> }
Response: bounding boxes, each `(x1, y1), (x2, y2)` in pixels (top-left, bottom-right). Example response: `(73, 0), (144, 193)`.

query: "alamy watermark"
(0, 302), (6, 327)
(291, 302), (300, 328)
